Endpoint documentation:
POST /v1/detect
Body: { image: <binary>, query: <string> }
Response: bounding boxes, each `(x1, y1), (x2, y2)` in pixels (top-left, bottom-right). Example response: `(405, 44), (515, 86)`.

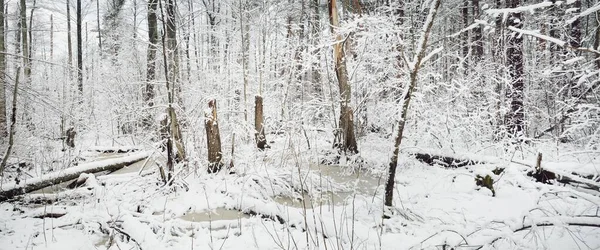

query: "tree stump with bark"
(205, 100), (223, 173)
(65, 127), (76, 148)
(255, 96), (268, 150)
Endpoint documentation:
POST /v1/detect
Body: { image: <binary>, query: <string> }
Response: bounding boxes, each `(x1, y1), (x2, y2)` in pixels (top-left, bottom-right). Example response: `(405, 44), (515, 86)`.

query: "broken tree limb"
(0, 151), (151, 202)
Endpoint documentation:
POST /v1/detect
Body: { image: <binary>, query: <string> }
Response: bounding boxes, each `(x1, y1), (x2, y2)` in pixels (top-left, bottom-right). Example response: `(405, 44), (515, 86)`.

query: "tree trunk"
(596, 13), (600, 70)
(240, 0), (249, 123)
(143, 0), (158, 129)
(20, 0), (30, 79)
(67, 0), (73, 67)
(384, 0), (441, 208)
(76, 0), (83, 93)
(96, 0), (102, 53)
(0, 0), (6, 138)
(471, 0), (483, 60)
(329, 0), (358, 154)
(0, 69), (20, 181)
(461, 0), (469, 69)
(0, 152), (150, 202)
(506, 0), (524, 138)
(255, 96), (268, 150)
(205, 100), (223, 173)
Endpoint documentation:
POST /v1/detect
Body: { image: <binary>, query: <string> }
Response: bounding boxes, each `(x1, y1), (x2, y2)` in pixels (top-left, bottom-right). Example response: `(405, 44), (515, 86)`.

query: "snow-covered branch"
(509, 26), (600, 55)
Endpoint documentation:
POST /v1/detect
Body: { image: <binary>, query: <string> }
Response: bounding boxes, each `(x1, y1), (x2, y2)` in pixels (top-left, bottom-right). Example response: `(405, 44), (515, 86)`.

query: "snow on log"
(411, 152), (485, 168)
(0, 151), (151, 202)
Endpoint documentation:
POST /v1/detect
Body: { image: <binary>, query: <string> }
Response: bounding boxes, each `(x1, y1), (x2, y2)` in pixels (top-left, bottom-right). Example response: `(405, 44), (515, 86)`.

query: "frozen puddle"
(275, 164), (383, 208)
(180, 208), (250, 222)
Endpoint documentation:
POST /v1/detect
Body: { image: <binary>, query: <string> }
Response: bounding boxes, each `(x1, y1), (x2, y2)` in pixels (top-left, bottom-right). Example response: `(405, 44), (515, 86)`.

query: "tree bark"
(255, 96), (268, 150)
(76, 0), (83, 93)
(329, 0), (358, 154)
(0, 69), (20, 182)
(0, 152), (150, 202)
(506, 0), (524, 138)
(143, 0), (158, 129)
(67, 0), (73, 67)
(471, 0), (483, 60)
(384, 0), (441, 208)
(205, 100), (223, 173)
(596, 13), (600, 70)
(0, 0), (6, 138)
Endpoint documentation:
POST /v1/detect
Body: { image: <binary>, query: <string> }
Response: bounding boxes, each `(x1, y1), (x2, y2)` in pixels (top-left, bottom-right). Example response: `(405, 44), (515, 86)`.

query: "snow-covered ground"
(1, 132), (599, 250)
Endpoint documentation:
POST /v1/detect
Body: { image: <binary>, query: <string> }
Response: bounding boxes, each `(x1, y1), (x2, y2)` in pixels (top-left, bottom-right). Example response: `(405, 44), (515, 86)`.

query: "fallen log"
(0, 151), (151, 202)
(411, 152), (600, 192)
(412, 153), (484, 168)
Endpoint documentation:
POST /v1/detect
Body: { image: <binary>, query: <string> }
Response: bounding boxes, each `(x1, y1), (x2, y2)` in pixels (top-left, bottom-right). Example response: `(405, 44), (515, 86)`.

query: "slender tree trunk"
(471, 0), (483, 60)
(384, 0), (441, 208)
(0, 0), (6, 138)
(67, 0), (73, 67)
(461, 0), (469, 70)
(20, 0), (30, 79)
(506, 0), (524, 137)
(595, 13), (600, 70)
(77, 0), (83, 93)
(160, 0), (186, 169)
(239, 0), (249, 123)
(329, 0), (358, 154)
(50, 14), (53, 60)
(0, 69), (20, 181)
(143, 0), (158, 129)
(97, 0), (102, 53)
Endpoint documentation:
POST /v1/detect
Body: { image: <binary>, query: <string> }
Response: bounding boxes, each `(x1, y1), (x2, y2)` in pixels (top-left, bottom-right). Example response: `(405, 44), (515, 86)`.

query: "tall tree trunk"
(384, 0), (441, 208)
(67, 0), (73, 68)
(20, 0), (30, 78)
(506, 0), (524, 137)
(329, 0), (358, 154)
(97, 0), (102, 53)
(77, 0), (83, 94)
(239, 0), (249, 123)
(0, 0), (6, 138)
(461, 0), (469, 70)
(595, 13), (600, 70)
(143, 0), (158, 129)
(471, 0), (483, 60)
(160, 0), (186, 166)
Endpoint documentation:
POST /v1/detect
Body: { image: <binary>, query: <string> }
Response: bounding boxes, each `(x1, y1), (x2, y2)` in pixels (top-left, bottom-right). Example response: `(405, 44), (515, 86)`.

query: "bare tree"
(143, 0), (158, 129)
(67, 0), (73, 67)
(329, 0), (358, 154)
(77, 0), (83, 93)
(506, 0), (524, 137)
(384, 0), (441, 209)
(0, 0), (5, 138)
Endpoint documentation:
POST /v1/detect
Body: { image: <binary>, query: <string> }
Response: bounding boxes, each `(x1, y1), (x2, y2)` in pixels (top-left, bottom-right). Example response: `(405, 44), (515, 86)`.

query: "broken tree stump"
(0, 152), (150, 202)
(65, 127), (76, 148)
(255, 96), (268, 150)
(205, 100), (223, 173)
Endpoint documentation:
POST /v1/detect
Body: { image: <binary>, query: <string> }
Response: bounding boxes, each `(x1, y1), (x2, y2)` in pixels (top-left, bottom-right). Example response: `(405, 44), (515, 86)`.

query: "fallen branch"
(0, 152), (151, 202)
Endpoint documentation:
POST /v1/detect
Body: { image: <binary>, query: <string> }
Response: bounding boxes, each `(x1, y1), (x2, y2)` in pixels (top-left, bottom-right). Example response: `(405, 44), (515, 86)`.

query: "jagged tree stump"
(254, 96), (268, 150)
(205, 100), (223, 173)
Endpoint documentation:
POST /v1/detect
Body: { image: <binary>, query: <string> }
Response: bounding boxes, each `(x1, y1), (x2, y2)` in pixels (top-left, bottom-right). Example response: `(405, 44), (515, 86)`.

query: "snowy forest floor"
(1, 131), (600, 250)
